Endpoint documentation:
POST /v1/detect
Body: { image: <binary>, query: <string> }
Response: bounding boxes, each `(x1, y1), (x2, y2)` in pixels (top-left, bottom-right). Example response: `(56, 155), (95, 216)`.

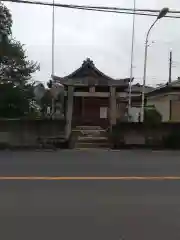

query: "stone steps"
(75, 141), (109, 149)
(77, 136), (108, 144)
(75, 126), (103, 131)
(73, 125), (109, 149)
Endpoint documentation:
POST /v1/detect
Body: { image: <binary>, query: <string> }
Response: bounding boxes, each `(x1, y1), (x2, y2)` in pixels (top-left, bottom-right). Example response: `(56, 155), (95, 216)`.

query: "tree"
(0, 83), (29, 118)
(0, 2), (39, 117)
(0, 3), (12, 37)
(1, 38), (39, 85)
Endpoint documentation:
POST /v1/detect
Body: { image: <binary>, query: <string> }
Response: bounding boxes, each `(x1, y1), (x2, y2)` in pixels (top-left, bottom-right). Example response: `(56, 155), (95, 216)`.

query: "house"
(146, 79), (180, 121)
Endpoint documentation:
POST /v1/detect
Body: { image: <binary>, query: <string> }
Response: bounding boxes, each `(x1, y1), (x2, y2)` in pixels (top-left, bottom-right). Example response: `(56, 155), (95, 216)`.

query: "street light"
(51, 0), (55, 117)
(140, 7), (169, 122)
(128, 0), (136, 120)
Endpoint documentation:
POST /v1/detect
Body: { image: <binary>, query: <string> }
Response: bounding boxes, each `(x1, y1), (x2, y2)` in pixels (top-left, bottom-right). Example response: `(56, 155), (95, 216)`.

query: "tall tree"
(0, 2), (39, 117)
(1, 39), (39, 85)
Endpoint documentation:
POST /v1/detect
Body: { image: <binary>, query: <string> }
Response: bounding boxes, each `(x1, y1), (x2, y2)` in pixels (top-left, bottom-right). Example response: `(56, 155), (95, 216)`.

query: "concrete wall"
(111, 123), (180, 148)
(171, 101), (180, 121)
(0, 119), (66, 147)
(147, 95), (170, 121)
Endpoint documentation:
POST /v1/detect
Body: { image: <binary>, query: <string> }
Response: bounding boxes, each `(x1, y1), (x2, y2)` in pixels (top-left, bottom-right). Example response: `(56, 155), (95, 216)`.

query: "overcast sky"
(4, 0), (180, 86)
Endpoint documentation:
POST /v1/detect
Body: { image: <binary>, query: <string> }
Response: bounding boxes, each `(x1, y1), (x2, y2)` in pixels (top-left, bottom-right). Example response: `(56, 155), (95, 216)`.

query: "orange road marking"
(0, 176), (180, 180)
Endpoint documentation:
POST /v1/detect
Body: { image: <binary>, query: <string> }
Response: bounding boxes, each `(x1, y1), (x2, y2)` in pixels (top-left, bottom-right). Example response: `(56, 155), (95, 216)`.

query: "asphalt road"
(0, 150), (180, 240)
(1, 149), (180, 176)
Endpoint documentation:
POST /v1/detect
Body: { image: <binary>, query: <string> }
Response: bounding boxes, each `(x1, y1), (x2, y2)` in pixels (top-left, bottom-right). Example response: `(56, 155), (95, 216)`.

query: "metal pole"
(140, 19), (158, 122)
(169, 50), (172, 121)
(128, 0), (136, 120)
(140, 40), (148, 122)
(51, 0), (55, 116)
(52, 0), (55, 76)
(168, 50), (172, 83)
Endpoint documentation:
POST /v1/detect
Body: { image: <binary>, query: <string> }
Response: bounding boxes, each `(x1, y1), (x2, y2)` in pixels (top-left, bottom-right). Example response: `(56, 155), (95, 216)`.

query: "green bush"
(144, 106), (162, 126)
(0, 143), (9, 150)
(163, 130), (180, 149)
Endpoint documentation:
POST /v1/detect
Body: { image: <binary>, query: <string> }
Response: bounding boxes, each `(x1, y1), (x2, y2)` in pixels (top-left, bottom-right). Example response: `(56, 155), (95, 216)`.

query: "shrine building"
(52, 58), (138, 137)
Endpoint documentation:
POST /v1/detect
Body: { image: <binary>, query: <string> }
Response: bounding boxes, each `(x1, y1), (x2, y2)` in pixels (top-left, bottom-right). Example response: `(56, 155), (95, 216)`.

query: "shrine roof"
(52, 58), (131, 86)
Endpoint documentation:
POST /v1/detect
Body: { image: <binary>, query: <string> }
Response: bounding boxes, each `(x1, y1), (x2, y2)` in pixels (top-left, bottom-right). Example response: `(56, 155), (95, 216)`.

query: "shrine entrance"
(52, 58), (131, 137)
(73, 97), (109, 129)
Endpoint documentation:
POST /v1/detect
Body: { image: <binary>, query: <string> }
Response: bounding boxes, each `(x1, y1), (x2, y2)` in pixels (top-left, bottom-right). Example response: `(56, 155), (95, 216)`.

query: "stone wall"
(0, 119), (66, 148)
(110, 122), (180, 149)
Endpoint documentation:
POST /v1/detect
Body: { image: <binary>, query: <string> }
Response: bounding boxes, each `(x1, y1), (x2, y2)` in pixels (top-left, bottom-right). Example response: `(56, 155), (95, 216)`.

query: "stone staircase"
(72, 126), (109, 149)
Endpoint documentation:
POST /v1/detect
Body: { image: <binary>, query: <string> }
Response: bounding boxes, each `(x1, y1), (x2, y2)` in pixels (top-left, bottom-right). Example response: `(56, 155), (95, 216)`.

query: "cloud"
(4, 0), (180, 86)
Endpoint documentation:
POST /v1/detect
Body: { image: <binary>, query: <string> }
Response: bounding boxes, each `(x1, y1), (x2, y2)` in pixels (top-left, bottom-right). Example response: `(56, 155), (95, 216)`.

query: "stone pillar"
(65, 85), (74, 139)
(110, 86), (117, 128)
(82, 97), (84, 118)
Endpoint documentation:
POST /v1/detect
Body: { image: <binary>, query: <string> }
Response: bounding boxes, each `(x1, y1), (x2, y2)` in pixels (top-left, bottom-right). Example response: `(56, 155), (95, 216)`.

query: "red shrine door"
(73, 97), (109, 128)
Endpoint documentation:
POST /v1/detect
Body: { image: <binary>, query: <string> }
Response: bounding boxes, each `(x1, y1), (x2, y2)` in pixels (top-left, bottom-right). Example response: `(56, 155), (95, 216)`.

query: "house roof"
(52, 58), (131, 86)
(146, 80), (180, 97)
(125, 83), (154, 93)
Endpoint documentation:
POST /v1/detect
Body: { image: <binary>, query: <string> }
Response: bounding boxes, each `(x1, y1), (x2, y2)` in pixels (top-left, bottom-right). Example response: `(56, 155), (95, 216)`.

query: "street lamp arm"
(145, 18), (158, 44)
(140, 7), (168, 122)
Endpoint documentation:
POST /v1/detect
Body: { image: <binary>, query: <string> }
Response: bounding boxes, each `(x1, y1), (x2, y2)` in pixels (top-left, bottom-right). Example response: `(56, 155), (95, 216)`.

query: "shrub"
(163, 130), (180, 149)
(144, 106), (162, 126)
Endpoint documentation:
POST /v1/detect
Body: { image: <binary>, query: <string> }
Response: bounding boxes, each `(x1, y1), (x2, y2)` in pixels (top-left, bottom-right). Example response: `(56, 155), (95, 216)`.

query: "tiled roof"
(52, 58), (130, 86)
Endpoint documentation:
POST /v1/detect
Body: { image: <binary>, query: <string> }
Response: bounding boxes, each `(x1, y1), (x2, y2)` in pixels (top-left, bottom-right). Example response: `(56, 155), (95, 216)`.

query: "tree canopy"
(0, 2), (40, 118)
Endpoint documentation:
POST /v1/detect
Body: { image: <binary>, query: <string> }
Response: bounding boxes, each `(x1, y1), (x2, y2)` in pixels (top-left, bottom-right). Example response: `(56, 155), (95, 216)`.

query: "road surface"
(0, 150), (180, 240)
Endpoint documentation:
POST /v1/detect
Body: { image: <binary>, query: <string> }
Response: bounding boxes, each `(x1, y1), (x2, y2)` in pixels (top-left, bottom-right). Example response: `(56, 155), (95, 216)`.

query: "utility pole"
(168, 50), (172, 83)
(128, 0), (136, 120)
(51, 0), (55, 118)
(169, 50), (172, 121)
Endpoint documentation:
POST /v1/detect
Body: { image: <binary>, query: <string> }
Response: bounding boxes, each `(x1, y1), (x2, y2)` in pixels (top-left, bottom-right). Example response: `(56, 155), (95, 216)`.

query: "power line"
(72, 8), (180, 19)
(2, 0), (180, 19)
(1, 0), (179, 14)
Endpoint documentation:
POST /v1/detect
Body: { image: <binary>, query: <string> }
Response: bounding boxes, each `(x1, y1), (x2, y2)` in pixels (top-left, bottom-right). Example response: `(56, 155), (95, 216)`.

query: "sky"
(3, 0), (180, 86)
